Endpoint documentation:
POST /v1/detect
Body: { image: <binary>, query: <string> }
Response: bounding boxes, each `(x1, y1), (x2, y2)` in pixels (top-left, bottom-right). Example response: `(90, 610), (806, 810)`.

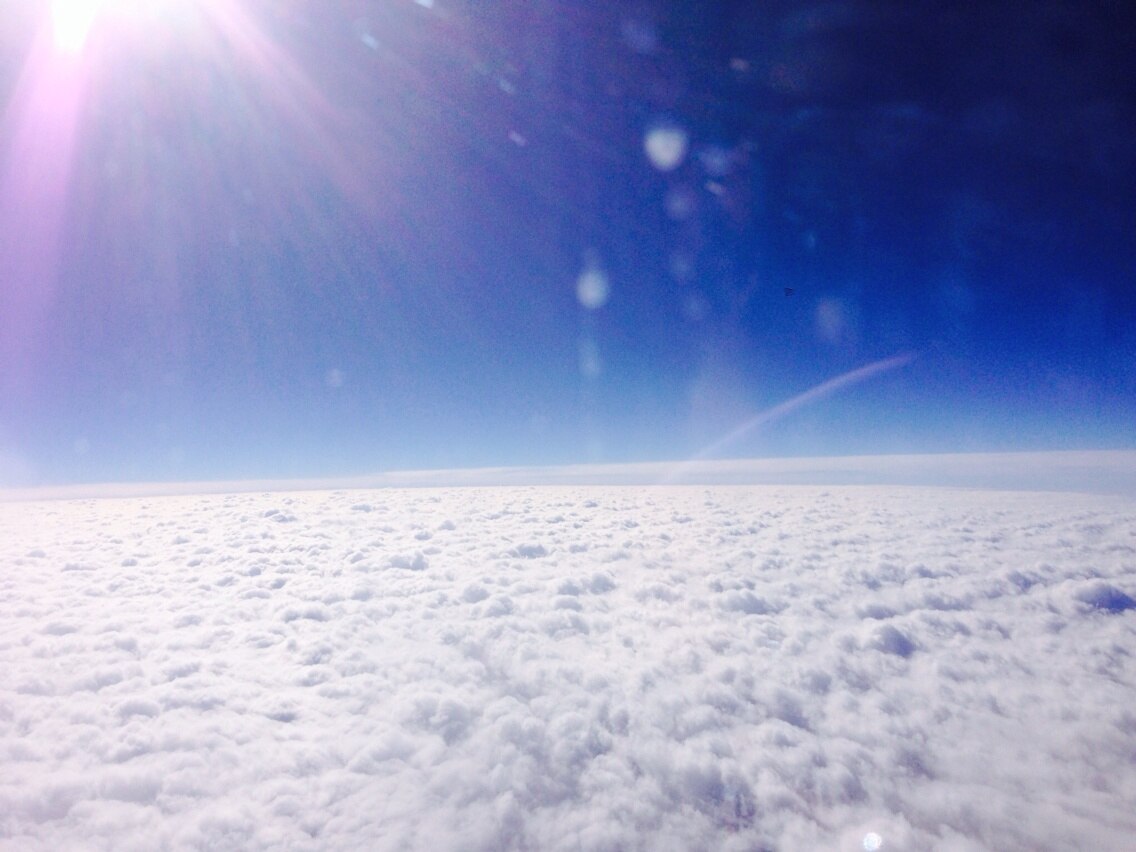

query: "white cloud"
(1, 483), (1134, 849)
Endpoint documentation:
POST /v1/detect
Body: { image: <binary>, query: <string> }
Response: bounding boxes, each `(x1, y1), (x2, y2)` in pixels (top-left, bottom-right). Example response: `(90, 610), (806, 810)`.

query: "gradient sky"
(2, 0), (1134, 485)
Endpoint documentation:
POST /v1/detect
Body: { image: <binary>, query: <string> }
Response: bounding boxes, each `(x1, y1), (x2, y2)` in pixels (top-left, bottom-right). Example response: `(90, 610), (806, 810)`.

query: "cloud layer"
(2, 485), (1135, 850)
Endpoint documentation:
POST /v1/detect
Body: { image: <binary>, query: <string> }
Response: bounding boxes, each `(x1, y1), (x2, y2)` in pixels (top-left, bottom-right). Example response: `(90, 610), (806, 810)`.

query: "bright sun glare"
(51, 0), (106, 53)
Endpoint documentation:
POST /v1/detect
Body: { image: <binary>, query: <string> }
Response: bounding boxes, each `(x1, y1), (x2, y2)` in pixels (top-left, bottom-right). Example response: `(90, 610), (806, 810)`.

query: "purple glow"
(1, 21), (89, 379)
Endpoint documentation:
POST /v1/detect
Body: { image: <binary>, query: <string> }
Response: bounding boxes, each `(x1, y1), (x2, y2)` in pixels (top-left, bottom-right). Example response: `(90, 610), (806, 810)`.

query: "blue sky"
(2, 0), (1134, 485)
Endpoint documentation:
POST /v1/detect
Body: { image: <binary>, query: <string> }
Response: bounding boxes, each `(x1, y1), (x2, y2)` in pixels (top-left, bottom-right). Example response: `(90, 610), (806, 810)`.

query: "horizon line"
(3, 449), (1135, 501)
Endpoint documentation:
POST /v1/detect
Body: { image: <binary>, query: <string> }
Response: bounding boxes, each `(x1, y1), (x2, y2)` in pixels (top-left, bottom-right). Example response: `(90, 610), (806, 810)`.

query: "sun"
(51, 0), (108, 53)
(48, 0), (199, 55)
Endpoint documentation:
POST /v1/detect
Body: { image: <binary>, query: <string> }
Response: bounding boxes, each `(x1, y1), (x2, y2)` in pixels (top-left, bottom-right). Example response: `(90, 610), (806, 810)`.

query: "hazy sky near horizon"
(2, 0), (1134, 484)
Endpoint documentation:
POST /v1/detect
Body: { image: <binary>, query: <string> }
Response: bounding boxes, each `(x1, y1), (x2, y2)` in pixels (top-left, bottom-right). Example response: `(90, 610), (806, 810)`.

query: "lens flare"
(644, 122), (688, 172)
(662, 350), (920, 483)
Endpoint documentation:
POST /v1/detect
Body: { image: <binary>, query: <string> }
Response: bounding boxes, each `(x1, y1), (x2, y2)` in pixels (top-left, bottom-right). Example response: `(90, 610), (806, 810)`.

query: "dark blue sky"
(2, 0), (1134, 485)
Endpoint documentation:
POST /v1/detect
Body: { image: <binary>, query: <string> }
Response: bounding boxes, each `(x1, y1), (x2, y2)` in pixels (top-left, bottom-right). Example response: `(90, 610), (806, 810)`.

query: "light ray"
(0, 21), (89, 385)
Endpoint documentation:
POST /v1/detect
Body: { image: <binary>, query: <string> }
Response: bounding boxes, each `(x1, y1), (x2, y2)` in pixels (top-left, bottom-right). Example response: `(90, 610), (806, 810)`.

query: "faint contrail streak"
(663, 350), (919, 482)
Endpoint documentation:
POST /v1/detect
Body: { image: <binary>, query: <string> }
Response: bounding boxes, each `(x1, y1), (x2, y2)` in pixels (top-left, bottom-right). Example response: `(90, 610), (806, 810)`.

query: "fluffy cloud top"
(2, 485), (1134, 850)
